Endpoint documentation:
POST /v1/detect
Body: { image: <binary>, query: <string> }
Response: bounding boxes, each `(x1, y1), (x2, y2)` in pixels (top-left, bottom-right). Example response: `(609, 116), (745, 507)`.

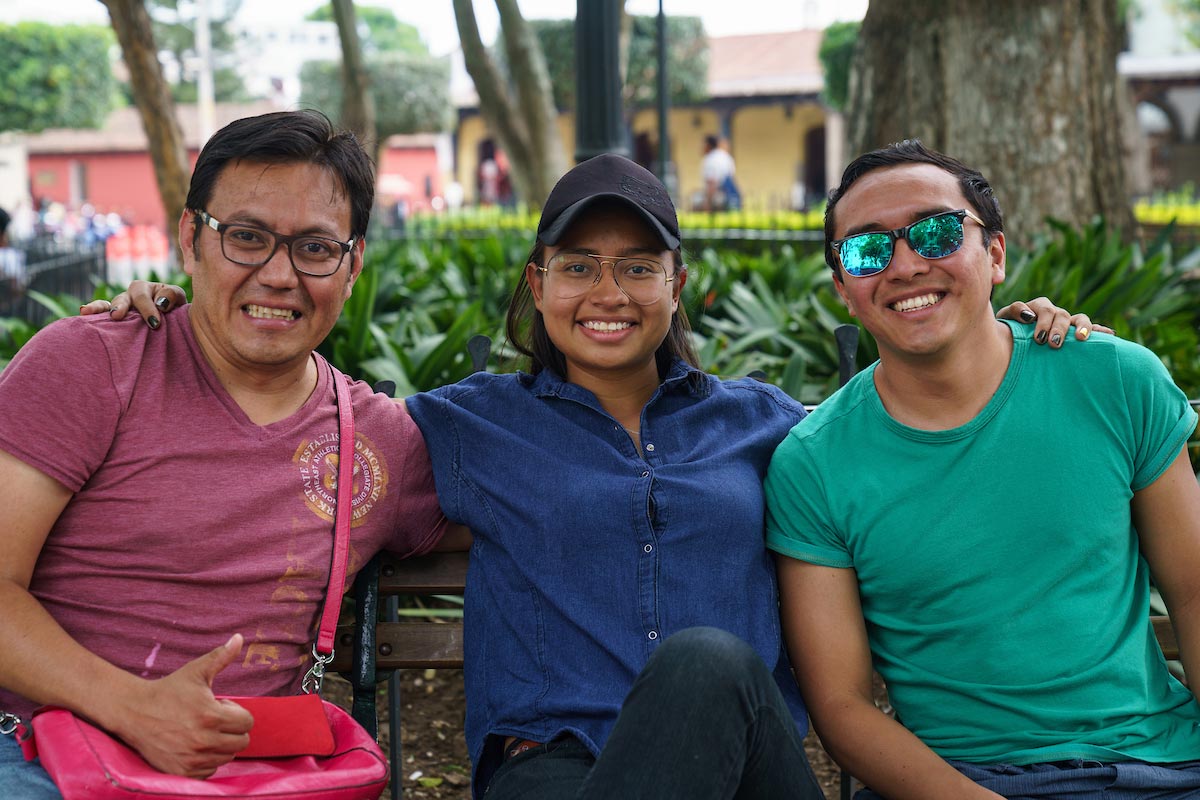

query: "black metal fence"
(0, 240), (108, 327)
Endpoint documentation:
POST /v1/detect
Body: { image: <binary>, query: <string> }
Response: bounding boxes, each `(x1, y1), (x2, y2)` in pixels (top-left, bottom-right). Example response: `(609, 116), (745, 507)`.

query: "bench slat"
(332, 621), (465, 673)
(377, 550), (469, 594)
(1153, 615), (1179, 662)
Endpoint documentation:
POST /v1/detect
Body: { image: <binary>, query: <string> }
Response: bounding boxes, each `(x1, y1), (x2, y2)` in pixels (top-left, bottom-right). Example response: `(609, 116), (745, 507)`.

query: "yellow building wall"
(455, 114), (574, 206)
(458, 104), (824, 211)
(728, 104), (824, 211)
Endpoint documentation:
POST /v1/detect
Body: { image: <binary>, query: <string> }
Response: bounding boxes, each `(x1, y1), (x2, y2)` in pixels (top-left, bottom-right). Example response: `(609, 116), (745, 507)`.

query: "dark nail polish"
(1051, 333), (1062, 346)
(1035, 330), (1048, 344)
(147, 316), (160, 330)
(1020, 309), (1036, 322)
(156, 296), (170, 311)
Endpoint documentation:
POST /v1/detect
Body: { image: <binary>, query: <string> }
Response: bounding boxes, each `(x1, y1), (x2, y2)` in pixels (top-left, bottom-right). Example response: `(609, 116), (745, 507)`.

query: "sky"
(6, 0), (869, 55)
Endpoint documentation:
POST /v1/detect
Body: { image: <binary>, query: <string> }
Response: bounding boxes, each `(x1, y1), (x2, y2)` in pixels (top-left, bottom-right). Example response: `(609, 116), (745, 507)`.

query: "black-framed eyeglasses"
(194, 209), (355, 277)
(537, 253), (677, 306)
(831, 209), (986, 278)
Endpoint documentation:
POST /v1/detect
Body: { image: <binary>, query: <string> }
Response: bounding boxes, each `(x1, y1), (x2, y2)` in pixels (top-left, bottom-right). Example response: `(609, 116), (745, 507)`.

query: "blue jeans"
(0, 733), (62, 800)
(854, 758), (1200, 799)
(484, 627), (823, 800)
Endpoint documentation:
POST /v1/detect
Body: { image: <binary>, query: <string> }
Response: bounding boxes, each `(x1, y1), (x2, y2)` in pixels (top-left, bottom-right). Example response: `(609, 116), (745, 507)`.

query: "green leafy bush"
(998, 220), (1200, 397)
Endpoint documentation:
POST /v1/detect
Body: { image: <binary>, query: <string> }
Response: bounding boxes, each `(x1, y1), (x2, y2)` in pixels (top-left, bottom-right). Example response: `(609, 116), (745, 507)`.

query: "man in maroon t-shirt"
(0, 111), (459, 796)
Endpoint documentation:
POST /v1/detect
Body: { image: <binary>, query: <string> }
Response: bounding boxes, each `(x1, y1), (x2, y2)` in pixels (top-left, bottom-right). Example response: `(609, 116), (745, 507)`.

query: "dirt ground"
(328, 669), (848, 800)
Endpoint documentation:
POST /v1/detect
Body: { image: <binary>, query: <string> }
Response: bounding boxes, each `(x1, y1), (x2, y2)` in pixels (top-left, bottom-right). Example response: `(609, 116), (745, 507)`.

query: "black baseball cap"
(537, 153), (681, 250)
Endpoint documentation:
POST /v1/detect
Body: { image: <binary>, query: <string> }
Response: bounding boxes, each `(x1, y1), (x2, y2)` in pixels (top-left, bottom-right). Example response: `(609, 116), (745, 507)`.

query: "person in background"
(701, 134), (740, 212)
(0, 206), (28, 300)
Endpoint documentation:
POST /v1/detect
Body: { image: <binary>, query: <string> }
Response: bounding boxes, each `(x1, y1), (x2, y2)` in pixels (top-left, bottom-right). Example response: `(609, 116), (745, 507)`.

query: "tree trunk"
(452, 0), (566, 205)
(496, 0), (566, 200)
(847, 0), (1133, 246)
(102, 0), (189, 260)
(330, 0), (377, 154)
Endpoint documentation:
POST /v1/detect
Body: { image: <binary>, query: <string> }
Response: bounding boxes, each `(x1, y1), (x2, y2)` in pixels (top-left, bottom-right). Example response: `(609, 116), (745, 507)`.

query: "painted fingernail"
(1020, 310), (1036, 322)
(1078, 327), (1090, 340)
(147, 316), (160, 330)
(1051, 333), (1062, 346)
(155, 296), (170, 310)
(1036, 330), (1048, 344)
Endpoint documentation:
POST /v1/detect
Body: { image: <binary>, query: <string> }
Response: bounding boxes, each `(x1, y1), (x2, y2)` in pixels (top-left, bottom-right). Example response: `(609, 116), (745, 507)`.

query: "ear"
(833, 274), (857, 317)
(343, 239), (366, 299)
(988, 231), (1006, 286)
(179, 210), (197, 277)
(671, 265), (687, 312)
(525, 261), (545, 311)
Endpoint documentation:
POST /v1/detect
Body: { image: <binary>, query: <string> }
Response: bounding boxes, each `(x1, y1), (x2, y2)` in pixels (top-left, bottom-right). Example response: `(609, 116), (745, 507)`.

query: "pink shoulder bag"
(13, 366), (388, 799)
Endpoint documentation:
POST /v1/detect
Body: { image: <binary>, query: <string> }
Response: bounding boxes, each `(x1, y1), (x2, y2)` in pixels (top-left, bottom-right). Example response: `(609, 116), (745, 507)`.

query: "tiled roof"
(706, 29), (824, 98)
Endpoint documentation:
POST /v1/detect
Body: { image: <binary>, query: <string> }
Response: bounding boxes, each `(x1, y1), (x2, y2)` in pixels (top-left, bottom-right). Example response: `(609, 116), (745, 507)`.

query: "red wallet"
(225, 695), (337, 758)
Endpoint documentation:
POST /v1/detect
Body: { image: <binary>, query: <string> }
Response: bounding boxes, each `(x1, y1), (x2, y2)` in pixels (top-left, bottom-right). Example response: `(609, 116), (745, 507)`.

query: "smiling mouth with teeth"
(581, 320), (633, 331)
(890, 293), (944, 313)
(245, 304), (298, 321)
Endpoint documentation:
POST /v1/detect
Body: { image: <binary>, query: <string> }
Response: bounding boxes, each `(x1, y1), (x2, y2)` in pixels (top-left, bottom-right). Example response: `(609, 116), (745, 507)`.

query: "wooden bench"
(334, 549), (468, 800)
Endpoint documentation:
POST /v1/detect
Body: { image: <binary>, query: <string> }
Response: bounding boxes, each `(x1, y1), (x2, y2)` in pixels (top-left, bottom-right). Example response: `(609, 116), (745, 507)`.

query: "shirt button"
(641, 470), (649, 478)
(643, 544), (653, 553)
(647, 631), (658, 640)
(645, 443), (655, 452)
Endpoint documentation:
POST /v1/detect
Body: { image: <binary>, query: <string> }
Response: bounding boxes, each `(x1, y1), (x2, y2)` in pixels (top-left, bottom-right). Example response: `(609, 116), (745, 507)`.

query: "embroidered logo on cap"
(619, 174), (665, 210)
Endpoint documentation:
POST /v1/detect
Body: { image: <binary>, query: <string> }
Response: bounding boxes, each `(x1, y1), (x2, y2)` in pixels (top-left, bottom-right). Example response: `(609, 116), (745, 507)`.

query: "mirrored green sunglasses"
(832, 209), (986, 277)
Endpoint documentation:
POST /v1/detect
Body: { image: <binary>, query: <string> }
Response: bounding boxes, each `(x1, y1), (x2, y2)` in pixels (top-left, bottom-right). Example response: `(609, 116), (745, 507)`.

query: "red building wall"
(27, 151), (188, 231)
(377, 147), (444, 213)
(28, 145), (441, 232)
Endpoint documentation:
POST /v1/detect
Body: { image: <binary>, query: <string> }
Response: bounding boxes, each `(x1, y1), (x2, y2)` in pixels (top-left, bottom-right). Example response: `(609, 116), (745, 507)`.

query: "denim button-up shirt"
(406, 360), (809, 796)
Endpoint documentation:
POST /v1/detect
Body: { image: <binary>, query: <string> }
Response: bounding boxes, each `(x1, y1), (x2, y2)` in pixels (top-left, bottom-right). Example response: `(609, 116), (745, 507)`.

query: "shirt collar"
(525, 358), (709, 400)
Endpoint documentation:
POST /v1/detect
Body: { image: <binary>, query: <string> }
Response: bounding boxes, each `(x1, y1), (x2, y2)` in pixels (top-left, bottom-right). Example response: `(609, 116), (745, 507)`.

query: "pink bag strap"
(302, 362), (354, 694)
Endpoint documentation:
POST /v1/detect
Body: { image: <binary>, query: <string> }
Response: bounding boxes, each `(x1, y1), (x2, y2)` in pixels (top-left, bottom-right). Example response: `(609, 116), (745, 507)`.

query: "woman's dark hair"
(505, 240), (700, 379)
(824, 139), (1003, 280)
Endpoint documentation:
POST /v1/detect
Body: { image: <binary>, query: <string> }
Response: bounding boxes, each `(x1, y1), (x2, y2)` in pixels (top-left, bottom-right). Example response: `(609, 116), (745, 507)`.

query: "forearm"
(1161, 589), (1200, 702)
(814, 697), (1003, 800)
(0, 580), (145, 729)
(0, 579), (253, 776)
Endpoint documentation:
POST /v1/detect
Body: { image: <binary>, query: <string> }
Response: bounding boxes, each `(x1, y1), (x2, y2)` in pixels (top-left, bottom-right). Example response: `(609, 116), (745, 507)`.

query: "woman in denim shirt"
(407, 155), (825, 799)
(100, 154), (1095, 800)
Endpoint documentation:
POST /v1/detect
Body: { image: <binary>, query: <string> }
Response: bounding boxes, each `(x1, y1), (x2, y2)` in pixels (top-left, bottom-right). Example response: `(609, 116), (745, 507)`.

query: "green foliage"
(306, 4), (429, 55)
(818, 21), (860, 112)
(299, 53), (453, 136)
(997, 219), (1200, 397)
(147, 0), (251, 103)
(685, 245), (874, 400)
(624, 15), (709, 108)
(0, 23), (117, 133)
(526, 15), (708, 111)
(319, 236), (526, 393)
(528, 18), (574, 109)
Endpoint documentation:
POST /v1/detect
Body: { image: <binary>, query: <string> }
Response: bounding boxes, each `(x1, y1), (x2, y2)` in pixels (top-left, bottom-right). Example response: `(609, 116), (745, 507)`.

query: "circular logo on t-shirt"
(294, 432), (388, 527)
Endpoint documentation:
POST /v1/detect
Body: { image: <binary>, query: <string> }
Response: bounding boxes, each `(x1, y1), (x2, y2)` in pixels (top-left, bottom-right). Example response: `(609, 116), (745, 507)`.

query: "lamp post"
(574, 0), (628, 162)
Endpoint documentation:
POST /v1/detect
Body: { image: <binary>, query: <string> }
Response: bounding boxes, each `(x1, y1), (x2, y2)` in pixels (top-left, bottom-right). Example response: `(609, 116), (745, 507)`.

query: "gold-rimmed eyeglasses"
(538, 253), (677, 305)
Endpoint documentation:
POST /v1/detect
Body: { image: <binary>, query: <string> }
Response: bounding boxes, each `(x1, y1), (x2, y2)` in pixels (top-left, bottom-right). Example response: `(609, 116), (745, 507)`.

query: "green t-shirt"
(765, 321), (1200, 765)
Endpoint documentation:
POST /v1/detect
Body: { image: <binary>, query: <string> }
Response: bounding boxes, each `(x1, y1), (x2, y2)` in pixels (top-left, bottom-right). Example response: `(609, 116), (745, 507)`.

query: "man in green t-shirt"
(765, 140), (1200, 800)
